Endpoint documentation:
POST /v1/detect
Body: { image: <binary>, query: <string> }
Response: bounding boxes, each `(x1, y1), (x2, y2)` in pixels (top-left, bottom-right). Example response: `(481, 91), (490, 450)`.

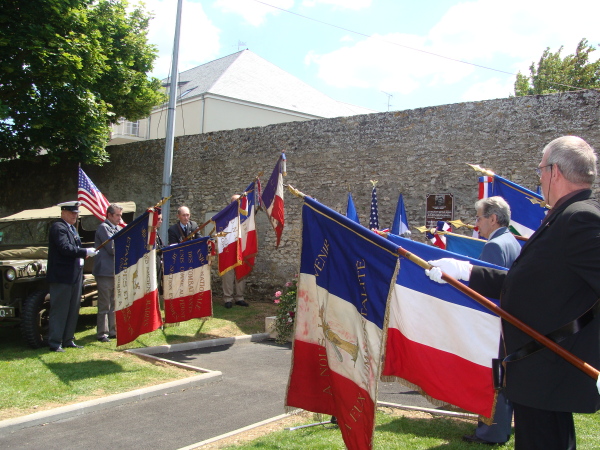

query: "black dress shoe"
(462, 434), (496, 445)
(235, 300), (249, 307)
(97, 336), (111, 343)
(108, 335), (117, 339)
(50, 347), (65, 353)
(224, 302), (233, 309)
(63, 342), (84, 349)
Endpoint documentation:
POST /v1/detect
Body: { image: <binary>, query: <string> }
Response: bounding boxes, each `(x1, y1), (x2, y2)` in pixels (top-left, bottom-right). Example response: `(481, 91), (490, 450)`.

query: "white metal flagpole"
(160, 0), (183, 245)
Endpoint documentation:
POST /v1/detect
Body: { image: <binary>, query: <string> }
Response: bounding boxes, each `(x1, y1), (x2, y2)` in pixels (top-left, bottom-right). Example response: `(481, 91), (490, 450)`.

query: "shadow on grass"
(375, 415), (511, 449)
(44, 360), (125, 385)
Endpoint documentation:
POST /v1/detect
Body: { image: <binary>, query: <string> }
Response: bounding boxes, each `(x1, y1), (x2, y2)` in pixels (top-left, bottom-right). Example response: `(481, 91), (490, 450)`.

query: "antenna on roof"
(382, 91), (393, 112)
(238, 40), (247, 51)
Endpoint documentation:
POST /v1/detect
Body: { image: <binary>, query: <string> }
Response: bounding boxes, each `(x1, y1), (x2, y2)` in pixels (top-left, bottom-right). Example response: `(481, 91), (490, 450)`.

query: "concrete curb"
(0, 333), (270, 437)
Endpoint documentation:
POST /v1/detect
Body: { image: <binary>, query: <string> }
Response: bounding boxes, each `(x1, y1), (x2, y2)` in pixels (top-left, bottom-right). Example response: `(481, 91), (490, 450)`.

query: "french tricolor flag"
(235, 182), (258, 280)
(286, 197), (399, 450)
(162, 237), (212, 324)
(383, 234), (501, 418)
(261, 153), (285, 247)
(113, 210), (162, 346)
(212, 199), (242, 276)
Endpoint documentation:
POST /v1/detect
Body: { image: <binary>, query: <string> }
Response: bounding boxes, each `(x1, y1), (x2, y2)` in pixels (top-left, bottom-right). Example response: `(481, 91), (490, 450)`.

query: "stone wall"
(2, 90), (599, 299)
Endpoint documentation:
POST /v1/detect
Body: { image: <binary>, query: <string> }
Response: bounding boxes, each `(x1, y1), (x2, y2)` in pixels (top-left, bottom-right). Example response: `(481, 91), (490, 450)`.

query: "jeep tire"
(21, 290), (50, 349)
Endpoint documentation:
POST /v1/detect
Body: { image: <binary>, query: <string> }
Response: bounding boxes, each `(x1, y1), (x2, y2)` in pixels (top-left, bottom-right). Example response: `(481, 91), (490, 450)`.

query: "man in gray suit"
(93, 204), (123, 342)
(463, 196), (521, 444)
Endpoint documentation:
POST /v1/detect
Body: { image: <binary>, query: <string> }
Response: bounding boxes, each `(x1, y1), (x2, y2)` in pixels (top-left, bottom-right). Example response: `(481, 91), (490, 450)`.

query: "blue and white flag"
(490, 175), (546, 238)
(346, 192), (360, 224)
(391, 193), (409, 235)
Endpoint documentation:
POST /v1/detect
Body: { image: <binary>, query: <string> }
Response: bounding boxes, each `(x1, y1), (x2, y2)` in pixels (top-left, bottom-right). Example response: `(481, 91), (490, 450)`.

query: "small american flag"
(369, 183), (379, 230)
(78, 168), (110, 222)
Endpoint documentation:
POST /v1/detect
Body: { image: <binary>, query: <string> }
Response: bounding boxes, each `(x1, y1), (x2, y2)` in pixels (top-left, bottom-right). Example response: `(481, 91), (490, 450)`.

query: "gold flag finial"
(467, 164), (495, 177)
(286, 184), (306, 198)
(370, 179), (378, 187)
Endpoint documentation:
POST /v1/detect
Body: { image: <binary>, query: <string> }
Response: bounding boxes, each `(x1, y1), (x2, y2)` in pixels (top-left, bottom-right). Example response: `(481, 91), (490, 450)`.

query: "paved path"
(0, 336), (442, 449)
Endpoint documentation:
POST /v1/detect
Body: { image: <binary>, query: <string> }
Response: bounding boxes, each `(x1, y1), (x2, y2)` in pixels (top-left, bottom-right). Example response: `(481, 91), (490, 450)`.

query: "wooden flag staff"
(397, 245), (600, 382)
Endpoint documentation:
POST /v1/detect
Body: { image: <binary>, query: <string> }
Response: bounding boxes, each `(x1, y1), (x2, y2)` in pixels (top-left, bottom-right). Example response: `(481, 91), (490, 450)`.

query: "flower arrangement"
(273, 277), (297, 344)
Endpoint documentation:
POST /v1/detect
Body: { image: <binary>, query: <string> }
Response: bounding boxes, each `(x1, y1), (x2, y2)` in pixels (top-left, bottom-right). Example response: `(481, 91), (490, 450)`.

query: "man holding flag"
(222, 194), (249, 309)
(427, 136), (600, 450)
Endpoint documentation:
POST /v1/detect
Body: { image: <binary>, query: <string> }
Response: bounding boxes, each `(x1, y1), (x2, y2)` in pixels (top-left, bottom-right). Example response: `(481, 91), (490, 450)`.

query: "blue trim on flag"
(162, 237), (211, 273)
(240, 182), (255, 224)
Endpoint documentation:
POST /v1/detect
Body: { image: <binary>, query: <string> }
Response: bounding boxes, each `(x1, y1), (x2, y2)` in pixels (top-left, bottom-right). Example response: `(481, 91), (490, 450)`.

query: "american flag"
(78, 168), (110, 222)
(369, 183), (379, 230)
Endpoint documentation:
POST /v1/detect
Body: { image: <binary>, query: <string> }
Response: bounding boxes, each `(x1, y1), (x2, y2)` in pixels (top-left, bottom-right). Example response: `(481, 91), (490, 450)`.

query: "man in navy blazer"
(463, 196), (521, 444)
(427, 136), (600, 449)
(47, 201), (98, 352)
(167, 205), (201, 244)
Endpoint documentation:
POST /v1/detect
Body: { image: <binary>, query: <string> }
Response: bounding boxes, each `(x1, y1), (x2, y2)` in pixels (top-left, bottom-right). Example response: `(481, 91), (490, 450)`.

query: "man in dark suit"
(167, 205), (201, 244)
(427, 136), (600, 449)
(463, 196), (521, 444)
(92, 203), (123, 342)
(47, 201), (98, 352)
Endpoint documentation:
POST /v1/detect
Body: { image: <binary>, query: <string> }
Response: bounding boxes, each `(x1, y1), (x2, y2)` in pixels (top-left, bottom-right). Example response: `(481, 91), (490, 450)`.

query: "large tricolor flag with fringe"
(382, 234), (501, 419)
(212, 200), (242, 276)
(113, 209), (162, 346)
(162, 237), (212, 324)
(235, 182), (258, 280)
(261, 154), (285, 247)
(286, 197), (399, 450)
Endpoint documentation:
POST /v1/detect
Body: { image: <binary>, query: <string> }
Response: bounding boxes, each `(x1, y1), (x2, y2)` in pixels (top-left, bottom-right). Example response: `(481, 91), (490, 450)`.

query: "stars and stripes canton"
(78, 168), (110, 222)
(369, 185), (379, 230)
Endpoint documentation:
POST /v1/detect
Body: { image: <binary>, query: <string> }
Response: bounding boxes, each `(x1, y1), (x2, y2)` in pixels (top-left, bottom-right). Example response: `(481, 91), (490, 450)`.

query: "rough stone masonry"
(1, 90), (599, 298)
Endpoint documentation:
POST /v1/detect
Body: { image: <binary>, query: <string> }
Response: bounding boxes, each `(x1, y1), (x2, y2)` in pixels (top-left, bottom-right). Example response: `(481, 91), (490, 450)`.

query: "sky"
(140, 0), (600, 113)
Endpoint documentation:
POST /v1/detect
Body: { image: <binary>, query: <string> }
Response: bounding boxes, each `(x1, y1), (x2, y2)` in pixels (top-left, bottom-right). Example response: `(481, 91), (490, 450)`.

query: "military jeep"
(0, 202), (136, 348)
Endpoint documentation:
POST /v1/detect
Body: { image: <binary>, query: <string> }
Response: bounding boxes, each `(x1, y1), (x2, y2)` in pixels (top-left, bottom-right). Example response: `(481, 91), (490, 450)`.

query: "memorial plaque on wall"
(425, 193), (454, 228)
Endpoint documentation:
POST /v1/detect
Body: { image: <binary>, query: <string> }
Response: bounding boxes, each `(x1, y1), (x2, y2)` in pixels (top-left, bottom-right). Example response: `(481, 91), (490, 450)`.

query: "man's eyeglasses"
(475, 215), (488, 222)
(535, 163), (553, 178)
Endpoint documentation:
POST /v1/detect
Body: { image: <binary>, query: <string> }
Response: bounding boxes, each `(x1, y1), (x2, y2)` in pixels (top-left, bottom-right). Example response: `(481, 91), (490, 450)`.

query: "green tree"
(514, 38), (600, 97)
(0, 0), (165, 164)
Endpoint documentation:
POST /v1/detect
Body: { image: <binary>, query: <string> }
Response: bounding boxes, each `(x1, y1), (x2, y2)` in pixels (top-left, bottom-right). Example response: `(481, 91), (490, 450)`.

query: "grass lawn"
(213, 408), (600, 450)
(0, 301), (278, 419)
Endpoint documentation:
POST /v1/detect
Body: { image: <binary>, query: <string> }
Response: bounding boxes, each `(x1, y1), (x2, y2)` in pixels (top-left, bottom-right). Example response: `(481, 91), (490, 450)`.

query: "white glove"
(597, 375), (600, 395)
(425, 258), (472, 284)
(86, 248), (99, 257)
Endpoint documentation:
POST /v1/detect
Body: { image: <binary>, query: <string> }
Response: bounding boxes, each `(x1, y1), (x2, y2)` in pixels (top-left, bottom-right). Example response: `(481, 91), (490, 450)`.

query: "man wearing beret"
(47, 201), (98, 352)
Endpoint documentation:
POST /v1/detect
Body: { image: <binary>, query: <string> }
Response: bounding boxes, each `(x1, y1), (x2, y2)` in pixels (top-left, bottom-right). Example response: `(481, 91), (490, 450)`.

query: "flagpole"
(397, 246), (600, 381)
(159, 0), (183, 246)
